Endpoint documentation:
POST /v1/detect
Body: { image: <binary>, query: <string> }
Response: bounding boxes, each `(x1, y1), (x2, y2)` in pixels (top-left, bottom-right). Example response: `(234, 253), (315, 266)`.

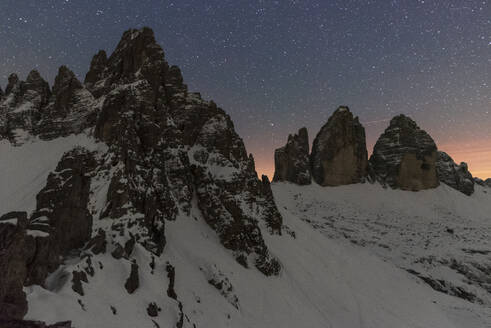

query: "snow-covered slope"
(0, 133), (104, 213)
(272, 182), (491, 327)
(1, 137), (489, 328)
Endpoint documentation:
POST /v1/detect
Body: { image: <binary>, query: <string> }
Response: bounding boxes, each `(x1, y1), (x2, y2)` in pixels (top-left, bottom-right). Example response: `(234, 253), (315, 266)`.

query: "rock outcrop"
(370, 114), (439, 191)
(436, 151), (474, 195)
(0, 66), (96, 143)
(273, 127), (311, 185)
(310, 106), (368, 186)
(0, 212), (31, 319)
(0, 147), (98, 317)
(0, 71), (51, 142)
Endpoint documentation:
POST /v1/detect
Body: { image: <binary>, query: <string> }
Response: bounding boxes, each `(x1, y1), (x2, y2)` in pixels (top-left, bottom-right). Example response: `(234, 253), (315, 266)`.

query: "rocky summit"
(273, 127), (311, 185)
(370, 114), (439, 191)
(310, 106), (368, 186)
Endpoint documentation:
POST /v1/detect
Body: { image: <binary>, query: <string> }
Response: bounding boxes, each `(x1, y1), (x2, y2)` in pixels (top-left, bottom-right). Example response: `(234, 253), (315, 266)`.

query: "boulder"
(310, 106), (368, 186)
(370, 114), (439, 191)
(124, 262), (139, 294)
(436, 151), (474, 195)
(273, 127), (311, 185)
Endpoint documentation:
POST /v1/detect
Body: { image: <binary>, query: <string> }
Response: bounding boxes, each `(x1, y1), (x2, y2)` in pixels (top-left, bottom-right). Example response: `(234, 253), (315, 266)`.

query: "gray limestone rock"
(310, 106), (368, 186)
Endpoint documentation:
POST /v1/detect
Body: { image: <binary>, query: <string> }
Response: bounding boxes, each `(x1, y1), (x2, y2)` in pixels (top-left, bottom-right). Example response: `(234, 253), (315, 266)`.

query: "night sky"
(1, 0), (489, 178)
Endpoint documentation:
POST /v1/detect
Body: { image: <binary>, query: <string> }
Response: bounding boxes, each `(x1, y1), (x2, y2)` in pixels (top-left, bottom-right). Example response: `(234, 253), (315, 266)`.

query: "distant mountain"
(1, 27), (490, 328)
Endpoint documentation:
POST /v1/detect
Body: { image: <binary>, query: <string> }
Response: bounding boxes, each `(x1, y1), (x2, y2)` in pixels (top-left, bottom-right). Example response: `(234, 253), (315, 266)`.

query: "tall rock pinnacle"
(370, 114), (439, 191)
(273, 127), (311, 185)
(310, 106), (368, 186)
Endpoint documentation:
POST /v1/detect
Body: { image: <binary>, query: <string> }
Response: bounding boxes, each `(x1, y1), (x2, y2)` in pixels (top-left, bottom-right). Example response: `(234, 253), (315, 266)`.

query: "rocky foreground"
(1, 27), (490, 328)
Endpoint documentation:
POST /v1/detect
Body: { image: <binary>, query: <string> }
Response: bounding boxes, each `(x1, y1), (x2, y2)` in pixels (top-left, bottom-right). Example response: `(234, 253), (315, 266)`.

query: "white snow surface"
(2, 137), (491, 327)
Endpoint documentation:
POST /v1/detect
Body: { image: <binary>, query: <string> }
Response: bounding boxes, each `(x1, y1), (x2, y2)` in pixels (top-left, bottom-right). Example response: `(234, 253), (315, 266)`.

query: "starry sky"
(1, 0), (490, 178)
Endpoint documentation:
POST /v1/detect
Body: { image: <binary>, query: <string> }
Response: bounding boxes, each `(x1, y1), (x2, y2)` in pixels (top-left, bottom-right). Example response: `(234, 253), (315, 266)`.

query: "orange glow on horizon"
(256, 140), (491, 181)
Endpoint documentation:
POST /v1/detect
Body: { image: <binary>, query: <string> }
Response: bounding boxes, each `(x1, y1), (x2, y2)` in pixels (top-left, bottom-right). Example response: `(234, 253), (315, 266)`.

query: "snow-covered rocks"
(436, 151), (475, 195)
(273, 127), (311, 185)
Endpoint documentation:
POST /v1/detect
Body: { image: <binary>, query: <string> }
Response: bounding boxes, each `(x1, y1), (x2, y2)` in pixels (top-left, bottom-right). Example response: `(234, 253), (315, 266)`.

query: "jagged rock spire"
(52, 65), (83, 112)
(84, 27), (187, 100)
(5, 73), (20, 96)
(273, 127), (311, 185)
(370, 114), (439, 191)
(310, 106), (368, 186)
(23, 69), (51, 107)
(84, 49), (107, 88)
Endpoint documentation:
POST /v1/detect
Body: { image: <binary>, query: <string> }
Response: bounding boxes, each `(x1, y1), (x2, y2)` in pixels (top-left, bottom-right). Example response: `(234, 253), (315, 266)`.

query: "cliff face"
(310, 106), (368, 186)
(273, 127), (311, 185)
(370, 114), (439, 191)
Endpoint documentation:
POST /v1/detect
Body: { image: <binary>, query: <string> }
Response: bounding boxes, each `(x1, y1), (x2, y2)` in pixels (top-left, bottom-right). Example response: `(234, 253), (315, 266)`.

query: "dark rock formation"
(310, 106), (368, 186)
(370, 114), (439, 191)
(166, 263), (177, 300)
(124, 262), (139, 294)
(0, 212), (31, 319)
(5, 73), (21, 96)
(0, 71), (51, 142)
(0, 66), (96, 143)
(436, 151), (474, 195)
(31, 147), (96, 254)
(71, 271), (88, 296)
(0, 147), (98, 318)
(36, 66), (96, 140)
(84, 229), (107, 255)
(83, 50), (107, 94)
(273, 127), (311, 185)
(146, 302), (160, 317)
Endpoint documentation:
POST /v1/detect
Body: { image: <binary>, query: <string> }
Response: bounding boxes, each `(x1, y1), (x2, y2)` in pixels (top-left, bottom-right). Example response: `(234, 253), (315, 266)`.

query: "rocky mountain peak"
(5, 73), (20, 96)
(370, 114), (439, 191)
(273, 127), (311, 185)
(84, 50), (107, 87)
(85, 27), (177, 98)
(25, 70), (43, 83)
(53, 66), (82, 95)
(0, 70), (51, 142)
(310, 106), (368, 186)
(22, 70), (51, 104)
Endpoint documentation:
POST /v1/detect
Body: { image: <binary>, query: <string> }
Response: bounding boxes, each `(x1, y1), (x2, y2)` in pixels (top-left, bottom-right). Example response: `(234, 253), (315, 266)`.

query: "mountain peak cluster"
(273, 107), (482, 196)
(0, 27), (489, 328)
(1, 27), (282, 326)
